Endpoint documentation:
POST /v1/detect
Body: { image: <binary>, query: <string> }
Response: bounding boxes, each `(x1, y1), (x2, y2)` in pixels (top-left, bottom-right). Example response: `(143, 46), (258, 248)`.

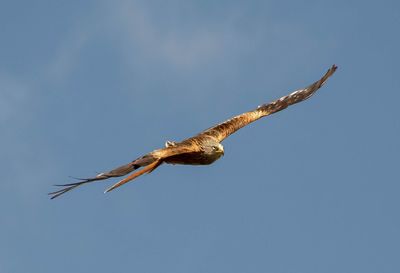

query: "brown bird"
(49, 65), (337, 199)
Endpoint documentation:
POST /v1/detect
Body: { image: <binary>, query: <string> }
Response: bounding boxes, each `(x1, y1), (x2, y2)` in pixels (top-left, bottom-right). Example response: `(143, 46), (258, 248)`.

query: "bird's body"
(49, 65), (337, 199)
(164, 138), (224, 165)
(164, 150), (223, 165)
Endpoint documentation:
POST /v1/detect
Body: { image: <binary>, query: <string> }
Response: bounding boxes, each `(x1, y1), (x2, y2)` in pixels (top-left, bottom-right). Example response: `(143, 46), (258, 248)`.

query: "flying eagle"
(49, 65), (337, 199)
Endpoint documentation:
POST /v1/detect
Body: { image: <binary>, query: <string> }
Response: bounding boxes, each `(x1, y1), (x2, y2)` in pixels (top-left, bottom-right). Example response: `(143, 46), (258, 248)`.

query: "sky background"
(1, 0), (399, 272)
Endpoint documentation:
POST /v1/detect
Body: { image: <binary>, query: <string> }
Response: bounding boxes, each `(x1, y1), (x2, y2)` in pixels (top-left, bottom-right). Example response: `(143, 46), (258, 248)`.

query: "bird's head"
(205, 141), (224, 158)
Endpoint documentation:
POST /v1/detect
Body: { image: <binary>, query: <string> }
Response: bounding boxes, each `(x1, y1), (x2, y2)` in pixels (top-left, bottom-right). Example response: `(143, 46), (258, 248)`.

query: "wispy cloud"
(106, 1), (227, 69)
(0, 25), (90, 200)
(44, 28), (90, 84)
(0, 73), (29, 125)
(0, 73), (59, 202)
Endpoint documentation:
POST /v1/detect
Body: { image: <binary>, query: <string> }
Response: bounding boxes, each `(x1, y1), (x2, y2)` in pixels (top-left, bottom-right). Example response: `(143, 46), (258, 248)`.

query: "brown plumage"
(49, 65), (337, 199)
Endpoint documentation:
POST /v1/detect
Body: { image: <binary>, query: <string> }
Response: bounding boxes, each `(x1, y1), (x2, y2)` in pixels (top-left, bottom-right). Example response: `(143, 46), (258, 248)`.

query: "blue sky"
(1, 0), (399, 272)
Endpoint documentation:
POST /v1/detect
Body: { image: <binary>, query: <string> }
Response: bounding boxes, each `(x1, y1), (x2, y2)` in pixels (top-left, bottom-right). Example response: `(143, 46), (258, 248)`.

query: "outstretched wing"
(49, 158), (149, 199)
(49, 144), (198, 199)
(102, 144), (200, 193)
(198, 65), (337, 142)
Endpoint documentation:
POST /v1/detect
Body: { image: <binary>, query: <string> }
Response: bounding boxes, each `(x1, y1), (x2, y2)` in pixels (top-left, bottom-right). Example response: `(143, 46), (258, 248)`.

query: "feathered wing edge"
(49, 160), (144, 199)
(198, 65), (337, 142)
(49, 145), (195, 199)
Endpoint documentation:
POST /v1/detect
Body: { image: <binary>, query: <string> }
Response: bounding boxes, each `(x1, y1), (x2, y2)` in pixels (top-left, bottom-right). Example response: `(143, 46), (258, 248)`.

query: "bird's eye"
(212, 146), (217, 151)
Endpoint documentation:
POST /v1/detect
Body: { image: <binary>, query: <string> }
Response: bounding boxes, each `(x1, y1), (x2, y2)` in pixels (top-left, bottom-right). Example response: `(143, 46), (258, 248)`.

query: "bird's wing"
(103, 144), (200, 193)
(49, 161), (141, 199)
(49, 144), (198, 199)
(197, 65), (337, 142)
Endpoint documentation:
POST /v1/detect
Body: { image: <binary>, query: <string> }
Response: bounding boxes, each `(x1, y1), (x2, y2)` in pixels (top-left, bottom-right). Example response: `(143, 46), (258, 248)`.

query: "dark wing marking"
(198, 65), (337, 142)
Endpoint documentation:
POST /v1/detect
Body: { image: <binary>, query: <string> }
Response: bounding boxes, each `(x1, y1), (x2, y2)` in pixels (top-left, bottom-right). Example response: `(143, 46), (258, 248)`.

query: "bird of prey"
(49, 65), (337, 199)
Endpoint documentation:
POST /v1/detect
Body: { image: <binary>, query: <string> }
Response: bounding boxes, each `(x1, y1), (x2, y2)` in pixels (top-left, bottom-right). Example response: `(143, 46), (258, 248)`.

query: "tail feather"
(104, 160), (162, 193)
